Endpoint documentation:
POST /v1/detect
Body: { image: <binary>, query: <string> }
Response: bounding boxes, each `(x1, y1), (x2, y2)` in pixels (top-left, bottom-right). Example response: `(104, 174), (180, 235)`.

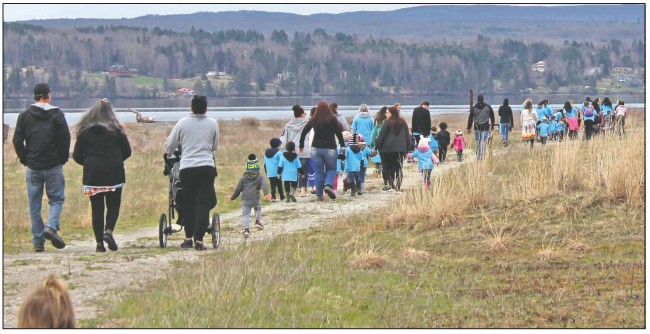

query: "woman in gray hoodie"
(164, 96), (219, 251)
(280, 105), (312, 196)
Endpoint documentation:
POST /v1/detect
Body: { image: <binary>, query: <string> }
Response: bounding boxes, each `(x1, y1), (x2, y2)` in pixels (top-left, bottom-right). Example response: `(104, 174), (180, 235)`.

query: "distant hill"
(13, 4), (645, 42)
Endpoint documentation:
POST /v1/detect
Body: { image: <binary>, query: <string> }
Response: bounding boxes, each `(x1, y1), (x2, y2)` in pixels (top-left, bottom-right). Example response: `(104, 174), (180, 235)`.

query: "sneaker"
(280, 195), (286, 201)
(351, 191), (356, 197)
(96, 242), (106, 253)
(311, 189), (316, 194)
(285, 197), (291, 203)
(255, 221), (264, 230)
(290, 195), (297, 202)
(316, 196), (324, 201)
(42, 227), (65, 249)
(180, 238), (193, 249)
(357, 192), (363, 196)
(243, 228), (251, 238)
(194, 240), (207, 251)
(270, 197), (277, 202)
(34, 243), (44, 253)
(324, 185), (336, 200)
(381, 185), (392, 192)
(103, 231), (118, 251)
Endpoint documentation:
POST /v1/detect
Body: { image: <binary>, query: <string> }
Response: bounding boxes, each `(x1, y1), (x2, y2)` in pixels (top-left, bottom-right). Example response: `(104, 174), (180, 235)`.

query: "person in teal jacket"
(548, 116), (558, 140)
(358, 134), (373, 194)
(277, 141), (303, 203)
(263, 137), (285, 201)
(428, 126), (439, 153)
(537, 117), (550, 145)
(343, 136), (363, 196)
(351, 104), (374, 146)
(407, 137), (437, 189)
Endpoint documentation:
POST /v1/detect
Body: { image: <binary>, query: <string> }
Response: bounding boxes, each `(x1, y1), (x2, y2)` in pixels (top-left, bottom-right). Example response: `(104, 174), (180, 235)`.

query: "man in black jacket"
(13, 83), (70, 252)
(467, 95), (495, 161)
(411, 101), (431, 146)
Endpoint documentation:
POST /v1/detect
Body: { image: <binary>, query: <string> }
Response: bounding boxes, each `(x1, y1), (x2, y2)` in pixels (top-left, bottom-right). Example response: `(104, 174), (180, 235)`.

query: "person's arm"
(72, 132), (86, 165)
(12, 113), (26, 165)
(509, 107), (514, 128)
(296, 159), (304, 175)
(230, 178), (243, 201)
(299, 122), (313, 149)
(489, 106), (496, 129)
(55, 113), (71, 165)
(334, 120), (345, 149)
(119, 131), (132, 161)
(374, 122), (388, 150)
(211, 120), (220, 151)
(466, 107), (474, 132)
(277, 157), (284, 176)
(164, 122), (181, 155)
(260, 176), (270, 196)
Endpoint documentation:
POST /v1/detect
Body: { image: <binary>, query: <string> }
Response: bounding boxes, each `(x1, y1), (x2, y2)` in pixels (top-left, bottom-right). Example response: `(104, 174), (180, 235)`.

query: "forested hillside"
(3, 4), (645, 99)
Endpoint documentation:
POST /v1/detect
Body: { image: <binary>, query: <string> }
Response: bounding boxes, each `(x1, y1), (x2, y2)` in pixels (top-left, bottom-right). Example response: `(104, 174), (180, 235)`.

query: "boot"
(290, 187), (297, 202)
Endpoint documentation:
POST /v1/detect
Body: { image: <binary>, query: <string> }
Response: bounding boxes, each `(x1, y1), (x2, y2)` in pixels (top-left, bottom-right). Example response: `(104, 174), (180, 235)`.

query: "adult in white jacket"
(280, 104), (312, 196)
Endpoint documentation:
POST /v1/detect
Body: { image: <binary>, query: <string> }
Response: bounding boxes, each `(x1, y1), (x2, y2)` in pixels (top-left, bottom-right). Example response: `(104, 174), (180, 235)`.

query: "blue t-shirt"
(565, 107), (578, 118)
(278, 155), (302, 182)
(264, 150), (283, 178)
(344, 147), (363, 172)
(557, 121), (565, 131)
(351, 115), (374, 144)
(428, 134), (439, 152)
(537, 123), (550, 137)
(359, 146), (372, 169)
(601, 105), (614, 117)
(549, 120), (558, 133)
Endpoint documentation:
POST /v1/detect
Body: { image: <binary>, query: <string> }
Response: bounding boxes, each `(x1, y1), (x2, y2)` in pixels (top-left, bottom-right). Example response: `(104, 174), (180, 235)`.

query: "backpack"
(584, 106), (594, 118)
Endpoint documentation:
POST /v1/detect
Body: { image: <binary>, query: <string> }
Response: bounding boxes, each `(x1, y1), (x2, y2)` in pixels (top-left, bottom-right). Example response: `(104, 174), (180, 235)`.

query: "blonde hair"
(18, 274), (75, 328)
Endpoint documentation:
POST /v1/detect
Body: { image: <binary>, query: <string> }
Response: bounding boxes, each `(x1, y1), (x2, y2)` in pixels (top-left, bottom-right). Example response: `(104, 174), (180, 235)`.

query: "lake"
(3, 94), (644, 127)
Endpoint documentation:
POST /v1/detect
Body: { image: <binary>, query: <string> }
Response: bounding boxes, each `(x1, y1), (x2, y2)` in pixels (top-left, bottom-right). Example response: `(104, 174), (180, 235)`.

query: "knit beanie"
(246, 154), (260, 172)
(270, 137), (282, 148)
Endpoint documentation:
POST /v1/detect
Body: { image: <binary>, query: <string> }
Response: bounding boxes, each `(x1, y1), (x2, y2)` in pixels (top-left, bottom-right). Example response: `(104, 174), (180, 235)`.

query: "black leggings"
(90, 188), (122, 244)
(439, 145), (448, 163)
(284, 180), (298, 194)
(268, 177), (284, 199)
(379, 152), (405, 191)
(180, 166), (217, 242)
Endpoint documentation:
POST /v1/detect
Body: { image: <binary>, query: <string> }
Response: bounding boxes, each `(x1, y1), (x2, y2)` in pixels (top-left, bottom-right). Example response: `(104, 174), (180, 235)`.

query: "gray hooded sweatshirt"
(281, 117), (312, 158)
(230, 171), (269, 205)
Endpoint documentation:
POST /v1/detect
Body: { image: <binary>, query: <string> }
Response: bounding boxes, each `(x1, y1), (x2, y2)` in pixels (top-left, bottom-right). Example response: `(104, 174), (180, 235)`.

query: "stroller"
(159, 149), (220, 249)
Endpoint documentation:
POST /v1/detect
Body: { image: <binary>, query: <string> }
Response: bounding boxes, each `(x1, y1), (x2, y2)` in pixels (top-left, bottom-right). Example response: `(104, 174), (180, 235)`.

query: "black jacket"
(375, 120), (411, 153)
(436, 129), (451, 148)
(411, 106), (431, 136)
(467, 102), (495, 131)
(299, 118), (345, 150)
(13, 104), (71, 170)
(72, 125), (131, 186)
(498, 105), (514, 126)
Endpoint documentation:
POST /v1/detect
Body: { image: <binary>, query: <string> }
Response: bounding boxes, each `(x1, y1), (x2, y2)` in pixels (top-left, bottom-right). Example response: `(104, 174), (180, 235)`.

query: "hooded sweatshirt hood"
(245, 171), (260, 179)
(285, 118), (310, 129)
(474, 101), (486, 110)
(265, 147), (279, 158)
(357, 111), (371, 118)
(28, 103), (59, 119)
(283, 151), (298, 162)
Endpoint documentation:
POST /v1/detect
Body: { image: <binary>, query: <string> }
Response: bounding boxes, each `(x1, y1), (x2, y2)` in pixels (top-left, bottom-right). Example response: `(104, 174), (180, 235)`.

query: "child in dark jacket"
(263, 137), (285, 201)
(435, 122), (451, 163)
(226, 154), (271, 238)
(278, 141), (303, 203)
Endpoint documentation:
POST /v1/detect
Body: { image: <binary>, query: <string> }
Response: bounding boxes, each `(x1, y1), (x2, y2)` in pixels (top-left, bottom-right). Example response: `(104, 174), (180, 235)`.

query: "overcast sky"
(3, 3), (428, 22)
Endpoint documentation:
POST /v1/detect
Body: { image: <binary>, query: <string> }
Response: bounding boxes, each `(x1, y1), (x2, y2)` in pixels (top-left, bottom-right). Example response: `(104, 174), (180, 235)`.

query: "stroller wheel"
(211, 213), (221, 249)
(159, 213), (168, 248)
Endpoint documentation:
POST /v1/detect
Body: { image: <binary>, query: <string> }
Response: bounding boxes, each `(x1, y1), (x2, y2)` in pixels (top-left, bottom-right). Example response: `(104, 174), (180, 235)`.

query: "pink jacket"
(452, 135), (466, 151)
(567, 117), (579, 131)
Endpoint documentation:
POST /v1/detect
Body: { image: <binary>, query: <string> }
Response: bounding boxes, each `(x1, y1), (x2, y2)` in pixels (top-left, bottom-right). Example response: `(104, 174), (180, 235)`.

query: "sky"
(3, 3), (427, 22)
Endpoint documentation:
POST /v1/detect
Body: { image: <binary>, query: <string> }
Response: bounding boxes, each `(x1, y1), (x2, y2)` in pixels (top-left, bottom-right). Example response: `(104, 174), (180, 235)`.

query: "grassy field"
(4, 111), (644, 328)
(89, 119), (644, 328)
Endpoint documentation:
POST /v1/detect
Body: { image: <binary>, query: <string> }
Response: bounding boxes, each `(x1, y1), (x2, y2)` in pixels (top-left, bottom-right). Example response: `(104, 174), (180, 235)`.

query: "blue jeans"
(26, 165), (65, 245)
(311, 148), (338, 197)
(499, 123), (511, 143)
(299, 158), (310, 189)
(476, 130), (490, 160)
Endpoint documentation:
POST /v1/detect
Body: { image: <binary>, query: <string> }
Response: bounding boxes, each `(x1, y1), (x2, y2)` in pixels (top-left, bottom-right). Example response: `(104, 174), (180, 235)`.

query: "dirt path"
(3, 150), (478, 328)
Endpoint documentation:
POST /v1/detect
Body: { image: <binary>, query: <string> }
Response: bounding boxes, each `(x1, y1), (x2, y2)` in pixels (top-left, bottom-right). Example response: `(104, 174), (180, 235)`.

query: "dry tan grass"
(481, 215), (526, 252)
(567, 239), (592, 254)
(349, 250), (389, 269)
(401, 247), (432, 261)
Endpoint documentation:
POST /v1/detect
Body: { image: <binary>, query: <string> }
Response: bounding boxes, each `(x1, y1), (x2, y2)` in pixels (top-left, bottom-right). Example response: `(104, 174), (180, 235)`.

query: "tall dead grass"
(388, 127), (644, 231)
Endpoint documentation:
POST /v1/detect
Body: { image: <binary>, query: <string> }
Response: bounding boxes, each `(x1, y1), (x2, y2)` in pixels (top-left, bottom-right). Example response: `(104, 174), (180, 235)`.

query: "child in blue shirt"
(556, 117), (566, 142)
(428, 126), (439, 155)
(407, 137), (438, 190)
(263, 137), (285, 201)
(343, 135), (363, 196)
(277, 141), (303, 203)
(358, 134), (373, 194)
(537, 117), (550, 145)
(548, 116), (558, 141)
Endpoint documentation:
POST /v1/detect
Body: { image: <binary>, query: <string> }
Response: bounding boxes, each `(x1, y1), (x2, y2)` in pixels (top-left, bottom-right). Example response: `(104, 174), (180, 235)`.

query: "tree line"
(2, 22), (645, 98)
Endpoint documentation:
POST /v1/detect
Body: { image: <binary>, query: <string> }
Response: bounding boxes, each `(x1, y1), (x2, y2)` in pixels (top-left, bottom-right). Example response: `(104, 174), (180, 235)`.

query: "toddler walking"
(407, 137), (439, 190)
(263, 137), (285, 201)
(344, 135), (363, 196)
(226, 154), (271, 238)
(452, 130), (467, 162)
(278, 141), (303, 202)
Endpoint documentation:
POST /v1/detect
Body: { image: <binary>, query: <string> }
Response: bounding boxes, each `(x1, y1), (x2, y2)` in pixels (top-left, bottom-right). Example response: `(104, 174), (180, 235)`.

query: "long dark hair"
(76, 98), (124, 136)
(310, 101), (335, 125)
(563, 101), (572, 112)
(592, 98), (601, 112)
(602, 97), (612, 107)
(374, 106), (388, 125)
(385, 106), (407, 135)
(502, 98), (509, 107)
(329, 102), (339, 116)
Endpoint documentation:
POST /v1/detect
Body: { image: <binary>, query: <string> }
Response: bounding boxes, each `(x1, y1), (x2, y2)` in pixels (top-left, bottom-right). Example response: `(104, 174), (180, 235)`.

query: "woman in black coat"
(73, 98), (131, 252)
(373, 106), (411, 192)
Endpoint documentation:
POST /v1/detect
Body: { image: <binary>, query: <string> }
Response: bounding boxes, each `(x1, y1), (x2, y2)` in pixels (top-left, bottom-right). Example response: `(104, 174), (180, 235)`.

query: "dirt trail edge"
(3, 150), (478, 328)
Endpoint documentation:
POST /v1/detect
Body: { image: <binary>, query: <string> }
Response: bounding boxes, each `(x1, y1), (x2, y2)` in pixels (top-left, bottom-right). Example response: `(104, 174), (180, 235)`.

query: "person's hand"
(298, 147), (304, 153)
(338, 152), (345, 160)
(467, 128), (472, 134)
(226, 195), (232, 201)
(264, 194), (272, 201)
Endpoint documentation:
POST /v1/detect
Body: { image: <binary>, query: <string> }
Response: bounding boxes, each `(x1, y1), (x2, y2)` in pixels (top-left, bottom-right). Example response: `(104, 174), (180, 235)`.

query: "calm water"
(3, 95), (644, 127)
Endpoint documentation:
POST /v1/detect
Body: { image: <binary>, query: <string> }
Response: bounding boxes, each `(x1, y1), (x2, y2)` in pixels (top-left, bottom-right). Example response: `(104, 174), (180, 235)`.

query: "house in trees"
(107, 64), (138, 77)
(531, 61), (545, 73)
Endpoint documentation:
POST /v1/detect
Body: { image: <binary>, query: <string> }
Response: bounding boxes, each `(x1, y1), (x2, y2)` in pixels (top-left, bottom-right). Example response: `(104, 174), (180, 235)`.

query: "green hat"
(246, 154), (260, 172)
